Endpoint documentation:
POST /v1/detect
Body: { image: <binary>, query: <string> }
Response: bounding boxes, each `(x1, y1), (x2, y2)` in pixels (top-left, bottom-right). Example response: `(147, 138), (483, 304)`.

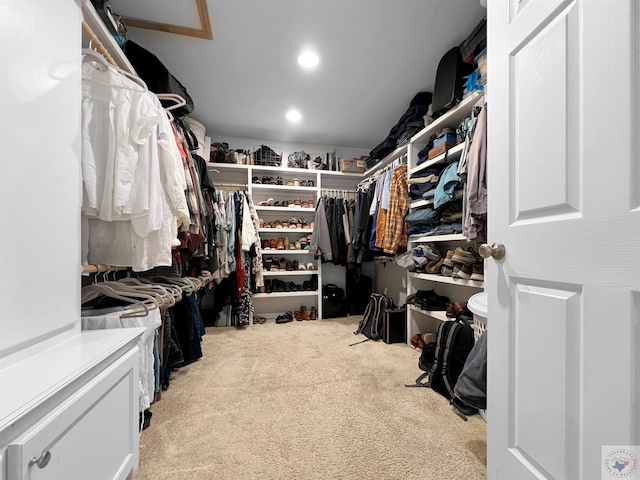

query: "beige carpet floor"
(134, 316), (486, 480)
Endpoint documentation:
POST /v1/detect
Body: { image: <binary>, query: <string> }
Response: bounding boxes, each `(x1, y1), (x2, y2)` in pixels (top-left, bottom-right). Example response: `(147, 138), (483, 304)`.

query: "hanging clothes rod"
(81, 21), (118, 67)
(214, 182), (247, 188)
(81, 264), (129, 274)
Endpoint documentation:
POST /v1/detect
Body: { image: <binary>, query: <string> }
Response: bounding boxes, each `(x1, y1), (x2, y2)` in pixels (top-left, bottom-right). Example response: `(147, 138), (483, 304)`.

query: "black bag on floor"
(322, 284), (347, 318)
(351, 293), (395, 344)
(345, 269), (372, 315)
(418, 315), (475, 399)
(383, 306), (406, 344)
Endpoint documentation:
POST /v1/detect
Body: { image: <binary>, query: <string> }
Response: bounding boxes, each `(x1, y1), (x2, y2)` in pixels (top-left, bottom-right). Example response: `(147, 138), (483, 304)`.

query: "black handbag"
(322, 284), (347, 318)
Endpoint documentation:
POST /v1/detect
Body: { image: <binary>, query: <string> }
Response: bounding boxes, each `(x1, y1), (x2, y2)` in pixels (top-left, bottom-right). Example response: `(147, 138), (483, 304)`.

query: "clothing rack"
(81, 21), (118, 67)
(214, 182), (248, 189)
(320, 188), (357, 199)
(357, 154), (407, 190)
(82, 264), (129, 275)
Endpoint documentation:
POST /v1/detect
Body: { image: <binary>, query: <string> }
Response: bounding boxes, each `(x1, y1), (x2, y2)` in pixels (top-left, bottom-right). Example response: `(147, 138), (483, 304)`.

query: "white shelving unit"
(208, 162), (364, 323)
(405, 91), (485, 343)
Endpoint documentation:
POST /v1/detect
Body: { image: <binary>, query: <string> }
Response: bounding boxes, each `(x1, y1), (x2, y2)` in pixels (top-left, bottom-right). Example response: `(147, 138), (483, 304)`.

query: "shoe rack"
(207, 162), (363, 324)
(404, 91), (485, 342)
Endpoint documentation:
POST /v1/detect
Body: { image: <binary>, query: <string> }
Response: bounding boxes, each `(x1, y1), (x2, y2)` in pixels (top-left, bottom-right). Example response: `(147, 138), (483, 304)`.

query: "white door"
(487, 0), (640, 479)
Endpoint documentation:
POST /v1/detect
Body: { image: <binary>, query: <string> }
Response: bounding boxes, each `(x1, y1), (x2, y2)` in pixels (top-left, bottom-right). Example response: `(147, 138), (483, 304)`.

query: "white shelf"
(208, 162), (248, 170)
(255, 206), (315, 212)
(253, 291), (318, 299)
(319, 170), (364, 178)
(410, 143), (465, 176)
(251, 165), (315, 174)
(261, 250), (311, 255)
(411, 91), (484, 145)
(408, 233), (467, 243)
(263, 270), (318, 276)
(252, 184), (317, 192)
(409, 272), (484, 288)
(408, 305), (451, 322)
(362, 144), (408, 178)
(81, 0), (136, 74)
(259, 228), (313, 234)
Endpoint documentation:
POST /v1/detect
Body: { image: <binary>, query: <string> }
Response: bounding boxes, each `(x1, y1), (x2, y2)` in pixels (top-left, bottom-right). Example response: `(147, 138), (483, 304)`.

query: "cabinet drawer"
(7, 347), (139, 480)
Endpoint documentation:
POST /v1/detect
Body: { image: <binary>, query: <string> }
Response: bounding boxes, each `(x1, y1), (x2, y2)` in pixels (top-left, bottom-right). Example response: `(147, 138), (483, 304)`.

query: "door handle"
(479, 242), (506, 260)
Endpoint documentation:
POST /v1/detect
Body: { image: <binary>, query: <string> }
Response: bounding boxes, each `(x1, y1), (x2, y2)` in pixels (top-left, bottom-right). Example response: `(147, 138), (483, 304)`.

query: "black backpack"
(417, 316), (475, 400)
(350, 293), (395, 345)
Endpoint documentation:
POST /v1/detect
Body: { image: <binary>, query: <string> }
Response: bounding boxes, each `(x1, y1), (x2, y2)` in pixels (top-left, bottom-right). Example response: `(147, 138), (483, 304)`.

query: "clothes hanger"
(81, 284), (154, 318)
(82, 48), (148, 92)
(156, 93), (186, 111)
(117, 278), (175, 308)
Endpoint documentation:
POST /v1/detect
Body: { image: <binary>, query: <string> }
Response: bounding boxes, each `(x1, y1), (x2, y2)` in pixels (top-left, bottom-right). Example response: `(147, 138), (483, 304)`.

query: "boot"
(310, 306), (317, 320)
(300, 306), (310, 320)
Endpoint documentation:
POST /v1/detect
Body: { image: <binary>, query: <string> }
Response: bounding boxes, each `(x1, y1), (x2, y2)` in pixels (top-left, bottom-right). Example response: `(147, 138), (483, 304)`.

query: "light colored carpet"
(134, 316), (486, 480)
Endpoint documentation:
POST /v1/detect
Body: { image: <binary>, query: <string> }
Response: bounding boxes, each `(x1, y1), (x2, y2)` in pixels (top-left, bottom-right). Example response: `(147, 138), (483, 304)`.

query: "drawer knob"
(29, 451), (51, 469)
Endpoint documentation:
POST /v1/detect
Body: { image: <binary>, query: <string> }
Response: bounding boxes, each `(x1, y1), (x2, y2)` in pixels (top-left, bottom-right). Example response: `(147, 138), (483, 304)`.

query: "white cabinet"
(0, 329), (143, 480)
(404, 91), (485, 341)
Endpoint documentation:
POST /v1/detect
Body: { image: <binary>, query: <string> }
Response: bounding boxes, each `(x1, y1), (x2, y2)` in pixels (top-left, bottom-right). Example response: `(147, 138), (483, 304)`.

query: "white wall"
(0, 1), (82, 360)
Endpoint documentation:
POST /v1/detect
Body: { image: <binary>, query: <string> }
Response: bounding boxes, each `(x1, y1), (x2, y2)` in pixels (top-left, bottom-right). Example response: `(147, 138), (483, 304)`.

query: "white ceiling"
(111, 0), (486, 150)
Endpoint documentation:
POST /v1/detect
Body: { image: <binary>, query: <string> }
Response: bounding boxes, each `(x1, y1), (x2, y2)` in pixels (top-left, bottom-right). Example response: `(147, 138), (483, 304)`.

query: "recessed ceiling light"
(297, 51), (319, 68)
(286, 109), (302, 122)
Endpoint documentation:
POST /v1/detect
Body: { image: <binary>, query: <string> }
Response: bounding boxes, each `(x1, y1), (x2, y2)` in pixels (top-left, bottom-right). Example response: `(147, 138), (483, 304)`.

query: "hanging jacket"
(309, 197), (332, 261)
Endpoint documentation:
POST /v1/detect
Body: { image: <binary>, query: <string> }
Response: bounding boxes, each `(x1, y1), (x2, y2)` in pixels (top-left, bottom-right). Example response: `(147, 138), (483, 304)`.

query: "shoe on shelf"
(282, 220), (289, 229)
(298, 262), (306, 271)
(442, 249), (456, 267)
(451, 247), (479, 265)
(288, 218), (298, 229)
(292, 259), (299, 271)
(253, 176), (261, 184)
(446, 301), (468, 318)
(425, 258), (445, 274)
(261, 176), (269, 184)
(265, 280), (272, 293)
(269, 239), (277, 249)
(310, 306), (317, 320)
(300, 180), (308, 187)
(286, 179), (294, 186)
(276, 176), (284, 185)
(279, 258), (286, 270)
(452, 263), (472, 279)
(441, 265), (453, 277)
(263, 222), (272, 228)
(308, 179), (315, 187)
(309, 221), (315, 230)
(300, 236), (308, 248)
(263, 240), (271, 250)
(294, 240), (302, 250)
(264, 258), (273, 270)
(302, 280), (310, 290)
(286, 259), (293, 271)
(277, 238), (285, 250)
(306, 262), (314, 271)
(470, 262), (484, 281)
(283, 237), (290, 249)
(259, 218), (264, 228)
(293, 178), (300, 187)
(288, 281), (297, 291)
(300, 306), (310, 320)
(270, 261), (279, 272)
(274, 220), (283, 229)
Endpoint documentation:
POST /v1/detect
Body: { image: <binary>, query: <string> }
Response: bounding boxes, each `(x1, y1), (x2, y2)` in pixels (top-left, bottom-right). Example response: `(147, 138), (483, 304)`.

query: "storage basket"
(253, 145), (283, 167)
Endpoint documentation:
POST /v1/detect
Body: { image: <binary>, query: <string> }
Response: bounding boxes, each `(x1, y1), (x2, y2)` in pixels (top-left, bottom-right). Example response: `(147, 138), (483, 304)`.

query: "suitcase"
(383, 307), (406, 344)
(369, 136), (397, 162)
(431, 47), (474, 117)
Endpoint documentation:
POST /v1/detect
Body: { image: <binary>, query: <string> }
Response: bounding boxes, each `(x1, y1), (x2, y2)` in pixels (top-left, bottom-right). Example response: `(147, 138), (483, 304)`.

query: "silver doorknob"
(479, 242), (505, 260)
(29, 451), (51, 469)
